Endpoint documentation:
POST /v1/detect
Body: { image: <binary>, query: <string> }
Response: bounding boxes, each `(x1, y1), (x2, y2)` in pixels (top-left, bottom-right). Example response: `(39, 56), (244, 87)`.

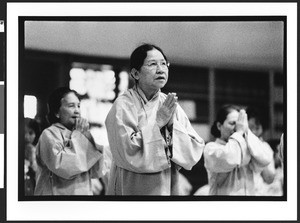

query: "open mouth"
(156, 76), (165, 80)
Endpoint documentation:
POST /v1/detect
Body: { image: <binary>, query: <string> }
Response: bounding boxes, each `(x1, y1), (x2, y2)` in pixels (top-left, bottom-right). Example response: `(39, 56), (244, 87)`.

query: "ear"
(130, 68), (140, 81)
(216, 122), (222, 131)
(55, 113), (60, 119)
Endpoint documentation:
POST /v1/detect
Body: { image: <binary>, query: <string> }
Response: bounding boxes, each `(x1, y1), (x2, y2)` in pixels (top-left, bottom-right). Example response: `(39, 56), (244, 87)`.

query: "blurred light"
(118, 71), (129, 96)
(24, 95), (37, 119)
(69, 68), (87, 95)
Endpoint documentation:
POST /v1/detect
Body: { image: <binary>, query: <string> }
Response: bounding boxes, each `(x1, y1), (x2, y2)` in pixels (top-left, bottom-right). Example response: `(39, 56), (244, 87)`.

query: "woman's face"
(57, 92), (80, 130)
(218, 110), (239, 141)
(136, 49), (169, 97)
(24, 126), (36, 145)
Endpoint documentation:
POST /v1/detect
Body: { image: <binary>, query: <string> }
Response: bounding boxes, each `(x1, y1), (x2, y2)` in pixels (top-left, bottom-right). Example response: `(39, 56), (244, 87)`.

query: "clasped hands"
(156, 93), (178, 130)
(235, 109), (249, 136)
(74, 117), (90, 133)
(73, 117), (101, 151)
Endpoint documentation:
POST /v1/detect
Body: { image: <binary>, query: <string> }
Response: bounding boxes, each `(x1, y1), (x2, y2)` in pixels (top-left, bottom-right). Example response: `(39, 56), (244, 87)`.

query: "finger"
(76, 118), (82, 131)
(165, 93), (177, 106)
(240, 109), (246, 118)
(166, 93), (177, 107)
(238, 110), (244, 120)
(169, 103), (177, 114)
(168, 97), (176, 108)
(75, 117), (78, 128)
(78, 118), (86, 131)
(84, 120), (90, 131)
(164, 93), (173, 106)
(80, 118), (88, 131)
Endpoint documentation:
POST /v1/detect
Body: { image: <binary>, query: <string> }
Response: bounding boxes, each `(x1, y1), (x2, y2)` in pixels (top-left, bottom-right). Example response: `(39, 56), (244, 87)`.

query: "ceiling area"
(25, 20), (284, 71)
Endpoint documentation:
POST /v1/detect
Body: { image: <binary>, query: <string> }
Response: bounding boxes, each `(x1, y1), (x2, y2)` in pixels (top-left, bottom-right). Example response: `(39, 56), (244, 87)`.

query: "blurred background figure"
(278, 133), (284, 165)
(204, 104), (273, 195)
(247, 107), (283, 196)
(24, 117), (40, 196)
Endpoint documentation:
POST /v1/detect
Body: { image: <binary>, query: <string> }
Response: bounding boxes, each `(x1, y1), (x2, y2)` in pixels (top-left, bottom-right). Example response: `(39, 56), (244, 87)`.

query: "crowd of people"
(24, 43), (284, 196)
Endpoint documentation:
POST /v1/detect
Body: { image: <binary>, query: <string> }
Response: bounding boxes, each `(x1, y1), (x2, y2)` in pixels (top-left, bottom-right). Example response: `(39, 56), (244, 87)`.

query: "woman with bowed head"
(105, 43), (205, 195)
(34, 87), (103, 195)
(204, 104), (273, 195)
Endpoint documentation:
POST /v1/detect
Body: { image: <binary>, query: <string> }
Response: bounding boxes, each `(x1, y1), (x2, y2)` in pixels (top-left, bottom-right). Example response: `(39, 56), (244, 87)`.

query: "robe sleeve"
(105, 98), (170, 173)
(89, 159), (103, 179)
(261, 155), (276, 184)
(38, 128), (102, 179)
(245, 130), (273, 172)
(170, 105), (205, 170)
(204, 132), (251, 173)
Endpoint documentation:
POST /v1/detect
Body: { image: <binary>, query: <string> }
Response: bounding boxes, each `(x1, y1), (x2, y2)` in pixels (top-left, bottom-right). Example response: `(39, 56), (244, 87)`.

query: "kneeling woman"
(204, 105), (273, 195)
(34, 87), (103, 195)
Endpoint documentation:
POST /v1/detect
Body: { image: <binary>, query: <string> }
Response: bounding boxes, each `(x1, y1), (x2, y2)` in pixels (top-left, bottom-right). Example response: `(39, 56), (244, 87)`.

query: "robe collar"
(215, 137), (227, 145)
(53, 122), (72, 132)
(133, 84), (160, 104)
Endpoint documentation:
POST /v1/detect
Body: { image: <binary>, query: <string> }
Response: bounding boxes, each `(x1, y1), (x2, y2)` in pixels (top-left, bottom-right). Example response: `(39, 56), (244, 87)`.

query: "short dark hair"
(130, 43), (168, 71)
(47, 87), (79, 125)
(211, 104), (240, 138)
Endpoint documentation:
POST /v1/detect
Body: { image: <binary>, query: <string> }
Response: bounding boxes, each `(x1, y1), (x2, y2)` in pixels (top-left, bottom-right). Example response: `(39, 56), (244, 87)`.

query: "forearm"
(245, 130), (273, 166)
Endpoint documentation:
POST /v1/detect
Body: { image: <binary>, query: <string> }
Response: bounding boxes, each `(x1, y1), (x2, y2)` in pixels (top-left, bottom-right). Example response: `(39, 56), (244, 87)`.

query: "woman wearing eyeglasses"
(105, 43), (205, 195)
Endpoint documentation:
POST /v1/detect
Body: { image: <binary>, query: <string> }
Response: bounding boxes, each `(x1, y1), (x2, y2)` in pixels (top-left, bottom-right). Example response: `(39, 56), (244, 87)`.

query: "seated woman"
(34, 87), (103, 195)
(204, 104), (273, 196)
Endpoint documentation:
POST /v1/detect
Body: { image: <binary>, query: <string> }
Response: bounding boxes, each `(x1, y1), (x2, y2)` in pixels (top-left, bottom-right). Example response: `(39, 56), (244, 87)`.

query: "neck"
(137, 84), (159, 101)
(219, 136), (228, 142)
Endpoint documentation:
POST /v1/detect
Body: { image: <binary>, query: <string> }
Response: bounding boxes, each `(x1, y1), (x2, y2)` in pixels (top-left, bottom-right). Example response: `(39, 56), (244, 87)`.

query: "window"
(24, 95), (37, 119)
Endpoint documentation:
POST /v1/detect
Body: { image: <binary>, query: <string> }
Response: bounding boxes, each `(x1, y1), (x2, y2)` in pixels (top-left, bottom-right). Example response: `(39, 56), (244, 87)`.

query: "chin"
(158, 82), (166, 88)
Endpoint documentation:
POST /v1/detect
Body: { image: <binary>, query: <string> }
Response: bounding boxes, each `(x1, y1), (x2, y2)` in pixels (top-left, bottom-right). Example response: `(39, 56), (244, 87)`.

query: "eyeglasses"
(142, 60), (170, 70)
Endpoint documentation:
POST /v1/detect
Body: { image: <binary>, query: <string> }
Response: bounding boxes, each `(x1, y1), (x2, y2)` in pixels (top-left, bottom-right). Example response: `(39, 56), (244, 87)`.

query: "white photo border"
(6, 2), (297, 221)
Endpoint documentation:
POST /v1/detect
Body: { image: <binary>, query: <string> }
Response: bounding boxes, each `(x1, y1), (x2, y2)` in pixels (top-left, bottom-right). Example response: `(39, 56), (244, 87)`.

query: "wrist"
(236, 130), (244, 136)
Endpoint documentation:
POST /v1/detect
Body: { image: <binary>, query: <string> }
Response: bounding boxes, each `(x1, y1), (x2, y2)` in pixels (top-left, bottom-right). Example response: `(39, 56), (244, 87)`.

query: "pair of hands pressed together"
(74, 117), (90, 133)
(235, 109), (249, 136)
(156, 93), (178, 129)
(73, 117), (101, 151)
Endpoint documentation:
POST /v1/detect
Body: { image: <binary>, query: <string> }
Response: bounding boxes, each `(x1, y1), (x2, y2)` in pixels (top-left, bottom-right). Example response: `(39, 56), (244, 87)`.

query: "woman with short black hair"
(105, 43), (205, 195)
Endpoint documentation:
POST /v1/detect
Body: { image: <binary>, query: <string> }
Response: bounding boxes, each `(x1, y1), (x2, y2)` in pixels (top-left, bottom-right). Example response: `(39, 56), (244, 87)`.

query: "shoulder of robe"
(114, 91), (136, 109)
(204, 141), (220, 152)
(40, 124), (64, 142)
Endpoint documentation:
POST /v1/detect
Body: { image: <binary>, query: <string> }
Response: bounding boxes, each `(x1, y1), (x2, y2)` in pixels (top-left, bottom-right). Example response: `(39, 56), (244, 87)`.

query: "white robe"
(34, 123), (103, 195)
(105, 86), (205, 195)
(204, 131), (273, 195)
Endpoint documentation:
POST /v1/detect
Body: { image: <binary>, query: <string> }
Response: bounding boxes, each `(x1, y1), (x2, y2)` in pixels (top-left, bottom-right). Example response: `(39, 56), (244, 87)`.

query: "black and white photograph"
(2, 1), (298, 222)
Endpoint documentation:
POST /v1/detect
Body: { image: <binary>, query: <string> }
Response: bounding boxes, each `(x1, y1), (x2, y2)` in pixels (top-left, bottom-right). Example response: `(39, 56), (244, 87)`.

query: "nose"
(156, 64), (167, 73)
(74, 105), (80, 114)
(156, 63), (164, 70)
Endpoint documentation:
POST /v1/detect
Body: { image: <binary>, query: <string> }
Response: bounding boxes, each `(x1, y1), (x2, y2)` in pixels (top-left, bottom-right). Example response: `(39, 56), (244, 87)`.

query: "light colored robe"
(204, 130), (273, 195)
(105, 86), (205, 195)
(34, 123), (103, 195)
(253, 140), (277, 196)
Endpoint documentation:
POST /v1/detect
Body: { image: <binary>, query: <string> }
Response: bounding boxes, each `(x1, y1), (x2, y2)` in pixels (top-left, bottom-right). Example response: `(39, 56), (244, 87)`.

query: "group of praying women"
(31, 43), (282, 196)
